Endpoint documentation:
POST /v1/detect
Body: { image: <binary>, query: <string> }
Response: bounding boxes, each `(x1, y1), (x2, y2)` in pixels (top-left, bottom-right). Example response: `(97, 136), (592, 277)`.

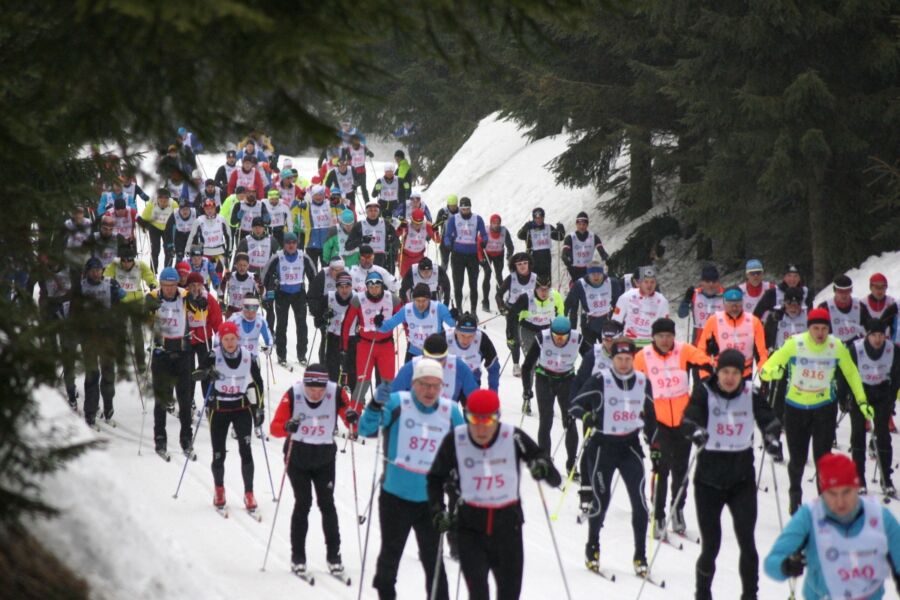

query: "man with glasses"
(358, 358), (464, 600)
(262, 231), (316, 368)
(313, 272), (355, 385)
(345, 201), (399, 270)
(428, 389), (560, 599)
(227, 296), (273, 418)
(763, 286), (807, 441)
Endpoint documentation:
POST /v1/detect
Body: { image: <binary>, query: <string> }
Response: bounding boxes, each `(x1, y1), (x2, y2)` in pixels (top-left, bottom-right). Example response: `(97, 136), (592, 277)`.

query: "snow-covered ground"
(27, 123), (900, 600)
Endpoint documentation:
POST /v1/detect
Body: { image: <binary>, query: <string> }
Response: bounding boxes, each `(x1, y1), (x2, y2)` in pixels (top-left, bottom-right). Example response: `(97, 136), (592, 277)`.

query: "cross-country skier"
(479, 213), (513, 312)
(443, 197), (488, 315)
(677, 265), (724, 344)
(390, 334), (479, 405)
(377, 283), (455, 361)
(564, 260), (622, 349)
(561, 212), (609, 286)
(496, 252), (537, 378)
(428, 389), (561, 600)
(358, 359), (463, 600)
(697, 286), (768, 379)
(681, 349), (782, 600)
(270, 363), (361, 577)
(516, 207), (564, 281)
(137, 189), (177, 273)
(446, 312), (501, 392)
(611, 266), (669, 347)
(764, 452), (900, 599)
(399, 257), (452, 305)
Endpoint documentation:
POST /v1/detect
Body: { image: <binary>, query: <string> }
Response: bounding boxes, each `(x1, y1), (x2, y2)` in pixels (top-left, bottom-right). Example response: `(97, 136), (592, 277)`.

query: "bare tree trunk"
(627, 127), (653, 219)
(807, 182), (829, 291)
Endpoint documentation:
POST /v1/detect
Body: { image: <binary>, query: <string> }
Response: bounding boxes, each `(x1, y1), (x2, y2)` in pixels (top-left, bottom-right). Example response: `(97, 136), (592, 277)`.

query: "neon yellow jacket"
(140, 199), (178, 231)
(760, 332), (866, 409)
(104, 259), (157, 303)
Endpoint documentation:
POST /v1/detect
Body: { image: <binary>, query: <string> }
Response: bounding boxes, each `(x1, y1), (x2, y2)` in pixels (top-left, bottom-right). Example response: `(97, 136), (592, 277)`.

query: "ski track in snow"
(28, 125), (900, 599)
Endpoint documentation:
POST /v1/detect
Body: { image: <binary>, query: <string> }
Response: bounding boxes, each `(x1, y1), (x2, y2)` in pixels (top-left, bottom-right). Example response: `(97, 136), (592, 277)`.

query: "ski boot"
(521, 397), (532, 416)
(298, 358), (308, 367)
(291, 561), (307, 575)
(481, 300), (490, 313)
(244, 491), (258, 510)
(788, 492), (801, 516)
(182, 445), (197, 461)
(578, 488), (593, 516)
(652, 517), (666, 540)
(772, 442), (784, 463)
(585, 542), (600, 571)
(512, 363), (522, 378)
(328, 559), (345, 576)
(278, 358), (290, 368)
(66, 388), (79, 412)
(214, 486), (226, 508)
(671, 509), (686, 535)
(633, 557), (649, 577)
(103, 409), (116, 427)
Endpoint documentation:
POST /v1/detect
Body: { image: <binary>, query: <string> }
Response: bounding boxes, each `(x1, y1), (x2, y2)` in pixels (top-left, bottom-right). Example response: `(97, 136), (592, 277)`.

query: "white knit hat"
(413, 358), (444, 382)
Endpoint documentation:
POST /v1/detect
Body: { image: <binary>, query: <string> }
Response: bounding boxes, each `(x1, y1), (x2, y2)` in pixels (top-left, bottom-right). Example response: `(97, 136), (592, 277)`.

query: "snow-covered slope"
(26, 142), (900, 600)
(813, 251), (900, 308)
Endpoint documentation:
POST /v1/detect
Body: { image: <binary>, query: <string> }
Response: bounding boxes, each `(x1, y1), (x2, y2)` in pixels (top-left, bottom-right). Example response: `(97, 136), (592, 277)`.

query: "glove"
(706, 336), (720, 357)
(252, 405), (264, 428)
(373, 313), (385, 327)
(498, 304), (508, 316)
(556, 222), (565, 236)
(859, 402), (875, 420)
(284, 418), (300, 434)
(690, 427), (710, 448)
(522, 389), (533, 402)
(374, 381), (392, 406)
(582, 411), (596, 428)
(432, 510), (455, 533)
(345, 408), (359, 425)
(449, 307), (459, 321)
(313, 316), (326, 329)
(649, 444), (662, 472)
(261, 346), (272, 356)
(145, 295), (161, 312)
(361, 235), (372, 244)
(781, 553), (806, 578)
(765, 436), (782, 457)
(324, 308), (335, 321)
(190, 295), (208, 310)
(529, 457), (552, 481)
(265, 290), (275, 301)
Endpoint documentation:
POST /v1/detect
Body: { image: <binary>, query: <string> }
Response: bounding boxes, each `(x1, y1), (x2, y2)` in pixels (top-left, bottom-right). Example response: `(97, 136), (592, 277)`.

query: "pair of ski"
(585, 563), (665, 587)
(277, 358), (308, 373)
(214, 504), (262, 523)
(156, 448), (197, 463)
(292, 566), (352, 587)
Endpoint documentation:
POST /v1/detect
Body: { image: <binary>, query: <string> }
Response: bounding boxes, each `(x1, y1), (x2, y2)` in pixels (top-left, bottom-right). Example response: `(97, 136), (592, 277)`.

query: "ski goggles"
(465, 411), (499, 425)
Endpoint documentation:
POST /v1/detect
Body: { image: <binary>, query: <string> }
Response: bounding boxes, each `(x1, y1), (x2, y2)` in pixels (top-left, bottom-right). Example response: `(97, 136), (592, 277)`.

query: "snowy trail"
(29, 139), (900, 599)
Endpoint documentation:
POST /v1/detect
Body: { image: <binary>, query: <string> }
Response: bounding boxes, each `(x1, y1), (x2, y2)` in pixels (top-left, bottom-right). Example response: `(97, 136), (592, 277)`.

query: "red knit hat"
(466, 389), (500, 415)
(870, 273), (888, 286)
(176, 261), (191, 274)
(186, 272), (204, 285)
(817, 453), (859, 492)
(807, 307), (831, 327)
(218, 321), (239, 338)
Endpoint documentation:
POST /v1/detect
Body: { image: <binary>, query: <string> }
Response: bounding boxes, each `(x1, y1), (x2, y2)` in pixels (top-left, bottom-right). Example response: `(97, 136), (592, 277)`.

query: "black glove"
(284, 418), (300, 434)
(313, 316), (326, 329)
(529, 457), (552, 481)
(781, 553), (806, 577)
(582, 411), (596, 428)
(690, 428), (710, 448)
(373, 313), (385, 327)
(433, 510), (455, 533)
(839, 394), (851, 414)
(145, 295), (161, 312)
(449, 307), (459, 321)
(361, 235), (372, 244)
(556, 222), (565, 236)
(345, 408), (359, 425)
(251, 405), (263, 428)
(522, 389), (533, 402)
(324, 308), (335, 321)
(706, 336), (719, 357)
(190, 295), (208, 310)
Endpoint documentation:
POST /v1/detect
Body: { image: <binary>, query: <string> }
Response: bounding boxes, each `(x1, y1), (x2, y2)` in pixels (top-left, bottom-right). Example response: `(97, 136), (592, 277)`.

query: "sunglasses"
(243, 306), (259, 312)
(366, 281), (383, 287)
(466, 412), (499, 425)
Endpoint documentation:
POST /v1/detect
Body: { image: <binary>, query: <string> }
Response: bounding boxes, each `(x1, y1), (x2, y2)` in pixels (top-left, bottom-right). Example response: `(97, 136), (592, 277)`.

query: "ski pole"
(353, 337), (378, 404)
(498, 351), (512, 376)
(173, 381), (215, 499)
(429, 533), (445, 600)
(256, 418), (277, 501)
(356, 412), (383, 600)
(537, 478), (573, 600)
(349, 426), (364, 563)
(261, 438), (293, 571)
(305, 326), (318, 366)
(637, 446), (703, 600)
(551, 426), (593, 520)
(770, 450), (798, 600)
(477, 313), (502, 327)
(756, 444), (768, 492)
(129, 330), (147, 456)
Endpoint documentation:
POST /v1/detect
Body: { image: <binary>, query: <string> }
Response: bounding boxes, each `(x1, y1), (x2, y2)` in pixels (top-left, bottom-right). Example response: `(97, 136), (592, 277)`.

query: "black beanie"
(716, 349), (745, 373)
(866, 318), (887, 334)
(651, 318), (676, 336)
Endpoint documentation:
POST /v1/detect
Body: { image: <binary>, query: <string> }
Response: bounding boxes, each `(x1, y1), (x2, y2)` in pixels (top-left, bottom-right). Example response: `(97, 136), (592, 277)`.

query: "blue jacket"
(443, 213), (487, 254)
(764, 499), (900, 599)
(377, 301), (456, 355)
(97, 191), (137, 215)
(391, 355), (479, 401)
(358, 391), (464, 502)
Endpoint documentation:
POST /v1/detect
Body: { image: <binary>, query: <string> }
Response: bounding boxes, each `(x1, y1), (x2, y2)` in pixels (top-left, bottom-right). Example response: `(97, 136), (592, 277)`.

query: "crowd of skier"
(31, 125), (900, 599)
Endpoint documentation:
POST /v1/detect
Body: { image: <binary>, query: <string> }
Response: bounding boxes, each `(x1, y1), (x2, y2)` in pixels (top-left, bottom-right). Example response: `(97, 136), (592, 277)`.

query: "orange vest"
(713, 311), (755, 374)
(641, 343), (690, 427)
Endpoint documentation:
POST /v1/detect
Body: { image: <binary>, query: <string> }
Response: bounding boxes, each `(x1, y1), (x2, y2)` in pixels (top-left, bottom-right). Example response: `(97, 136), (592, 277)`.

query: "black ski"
(586, 563), (616, 581)
(156, 449), (171, 462)
(292, 570), (315, 586)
